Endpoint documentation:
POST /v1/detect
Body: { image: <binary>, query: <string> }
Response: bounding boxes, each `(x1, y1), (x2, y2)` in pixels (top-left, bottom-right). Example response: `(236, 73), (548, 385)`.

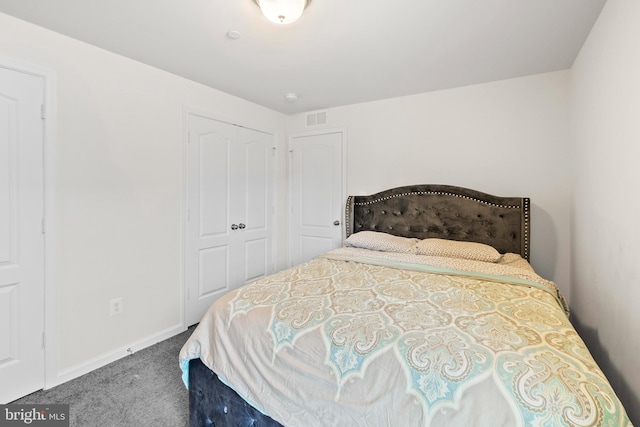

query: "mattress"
(179, 247), (631, 426)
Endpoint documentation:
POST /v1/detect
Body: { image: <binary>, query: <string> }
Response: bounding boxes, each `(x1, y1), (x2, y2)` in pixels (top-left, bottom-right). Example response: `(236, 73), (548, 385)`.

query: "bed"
(179, 184), (631, 427)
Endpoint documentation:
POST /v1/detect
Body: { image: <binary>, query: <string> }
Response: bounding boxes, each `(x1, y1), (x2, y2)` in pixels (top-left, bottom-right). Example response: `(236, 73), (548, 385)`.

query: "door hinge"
(41, 104), (46, 120)
(41, 218), (45, 234)
(42, 332), (46, 349)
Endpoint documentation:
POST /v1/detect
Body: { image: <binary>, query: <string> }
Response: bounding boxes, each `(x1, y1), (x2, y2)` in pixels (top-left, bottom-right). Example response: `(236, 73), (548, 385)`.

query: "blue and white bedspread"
(179, 247), (632, 426)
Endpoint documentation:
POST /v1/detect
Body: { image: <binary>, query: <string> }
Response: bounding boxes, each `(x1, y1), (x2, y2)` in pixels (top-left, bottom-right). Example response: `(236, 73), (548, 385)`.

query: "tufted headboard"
(345, 184), (530, 260)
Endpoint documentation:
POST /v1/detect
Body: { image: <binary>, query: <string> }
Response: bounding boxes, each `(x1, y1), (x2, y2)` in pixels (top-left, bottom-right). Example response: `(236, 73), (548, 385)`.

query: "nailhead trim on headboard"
(345, 195), (354, 237)
(345, 186), (530, 261)
(523, 198), (529, 260)
(353, 191), (522, 210)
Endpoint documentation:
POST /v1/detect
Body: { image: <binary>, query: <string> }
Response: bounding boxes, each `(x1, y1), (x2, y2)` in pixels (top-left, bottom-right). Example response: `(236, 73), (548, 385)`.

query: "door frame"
(0, 55), (58, 390)
(287, 127), (347, 267)
(181, 107), (278, 327)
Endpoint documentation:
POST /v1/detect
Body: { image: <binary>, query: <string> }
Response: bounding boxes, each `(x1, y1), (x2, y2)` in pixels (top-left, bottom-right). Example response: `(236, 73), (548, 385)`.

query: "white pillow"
(344, 231), (419, 253)
(413, 238), (501, 263)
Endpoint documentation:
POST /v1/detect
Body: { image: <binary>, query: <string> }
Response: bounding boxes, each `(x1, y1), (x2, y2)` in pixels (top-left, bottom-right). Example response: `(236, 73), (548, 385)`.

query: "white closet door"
(237, 127), (273, 285)
(186, 115), (237, 326)
(289, 130), (344, 267)
(185, 114), (274, 326)
(0, 67), (45, 403)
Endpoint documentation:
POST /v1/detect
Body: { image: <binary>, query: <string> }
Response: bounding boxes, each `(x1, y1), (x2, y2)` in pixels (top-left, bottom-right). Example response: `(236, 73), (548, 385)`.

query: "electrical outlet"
(110, 297), (124, 316)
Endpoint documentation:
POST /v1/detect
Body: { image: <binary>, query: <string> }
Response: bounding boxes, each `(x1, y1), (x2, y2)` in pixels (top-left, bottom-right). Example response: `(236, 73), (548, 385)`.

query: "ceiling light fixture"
(256, 0), (309, 25)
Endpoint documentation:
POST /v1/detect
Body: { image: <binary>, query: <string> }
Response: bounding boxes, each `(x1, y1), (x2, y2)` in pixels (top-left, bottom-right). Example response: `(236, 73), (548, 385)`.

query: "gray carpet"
(12, 326), (195, 427)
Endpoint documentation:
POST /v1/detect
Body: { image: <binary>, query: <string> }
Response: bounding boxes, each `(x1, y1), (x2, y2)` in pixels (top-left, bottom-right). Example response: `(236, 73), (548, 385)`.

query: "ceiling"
(0, 0), (607, 114)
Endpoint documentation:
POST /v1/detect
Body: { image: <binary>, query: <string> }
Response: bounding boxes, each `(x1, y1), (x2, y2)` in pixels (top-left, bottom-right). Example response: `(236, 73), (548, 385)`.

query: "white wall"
(288, 71), (572, 298)
(570, 0), (640, 422)
(0, 13), (287, 381)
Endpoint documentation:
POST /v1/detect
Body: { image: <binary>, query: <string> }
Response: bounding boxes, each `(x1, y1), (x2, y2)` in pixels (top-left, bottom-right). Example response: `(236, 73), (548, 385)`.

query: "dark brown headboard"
(345, 184), (530, 260)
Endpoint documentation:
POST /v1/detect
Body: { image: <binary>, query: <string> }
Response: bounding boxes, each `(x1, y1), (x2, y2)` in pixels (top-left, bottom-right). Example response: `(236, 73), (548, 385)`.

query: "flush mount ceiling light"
(256, 0), (310, 25)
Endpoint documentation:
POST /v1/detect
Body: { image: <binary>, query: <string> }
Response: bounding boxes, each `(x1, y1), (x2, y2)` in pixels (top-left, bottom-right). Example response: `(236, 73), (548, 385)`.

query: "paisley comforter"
(179, 248), (631, 426)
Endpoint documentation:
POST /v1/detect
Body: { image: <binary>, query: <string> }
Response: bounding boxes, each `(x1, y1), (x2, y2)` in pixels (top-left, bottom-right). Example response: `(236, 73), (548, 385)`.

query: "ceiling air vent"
(306, 111), (327, 127)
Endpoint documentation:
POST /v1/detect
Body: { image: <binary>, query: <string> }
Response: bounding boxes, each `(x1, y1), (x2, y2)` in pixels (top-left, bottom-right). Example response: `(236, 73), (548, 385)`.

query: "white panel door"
(237, 127), (273, 285)
(186, 115), (238, 327)
(289, 130), (344, 267)
(185, 114), (274, 326)
(0, 67), (45, 403)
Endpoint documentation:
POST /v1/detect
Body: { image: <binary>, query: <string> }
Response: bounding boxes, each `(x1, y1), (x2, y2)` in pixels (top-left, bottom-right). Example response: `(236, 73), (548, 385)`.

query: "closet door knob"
(333, 220), (340, 226)
(238, 223), (246, 229)
(231, 224), (239, 230)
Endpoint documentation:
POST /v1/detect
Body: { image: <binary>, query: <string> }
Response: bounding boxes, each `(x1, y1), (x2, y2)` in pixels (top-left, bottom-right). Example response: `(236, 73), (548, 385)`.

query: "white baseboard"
(49, 323), (186, 389)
